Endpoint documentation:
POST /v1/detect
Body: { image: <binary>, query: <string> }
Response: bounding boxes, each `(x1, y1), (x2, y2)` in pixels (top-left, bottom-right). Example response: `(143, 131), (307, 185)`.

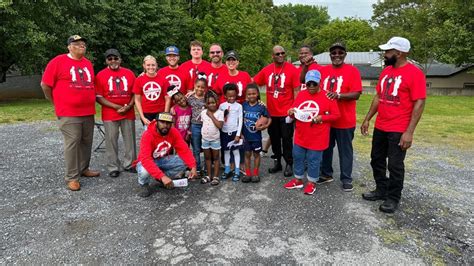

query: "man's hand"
(300, 55), (314, 66)
(361, 119), (370, 136)
(188, 167), (198, 179)
(117, 104), (129, 116)
(161, 175), (174, 189)
(326, 91), (339, 100)
(288, 108), (296, 116)
(399, 132), (413, 151)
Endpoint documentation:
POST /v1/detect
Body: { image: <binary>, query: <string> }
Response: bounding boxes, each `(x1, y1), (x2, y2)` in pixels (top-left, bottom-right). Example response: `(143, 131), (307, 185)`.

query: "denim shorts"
(202, 139), (221, 150)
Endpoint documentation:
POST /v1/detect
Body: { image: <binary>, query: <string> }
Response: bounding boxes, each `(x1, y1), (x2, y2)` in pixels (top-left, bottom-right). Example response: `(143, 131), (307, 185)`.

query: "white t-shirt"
(201, 109), (224, 141)
(219, 101), (243, 135)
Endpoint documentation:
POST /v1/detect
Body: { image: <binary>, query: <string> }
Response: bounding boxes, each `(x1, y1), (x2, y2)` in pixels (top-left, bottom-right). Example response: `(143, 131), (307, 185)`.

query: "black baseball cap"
(104, 49), (121, 58)
(329, 42), (346, 52)
(67, 35), (87, 45)
(225, 50), (239, 60)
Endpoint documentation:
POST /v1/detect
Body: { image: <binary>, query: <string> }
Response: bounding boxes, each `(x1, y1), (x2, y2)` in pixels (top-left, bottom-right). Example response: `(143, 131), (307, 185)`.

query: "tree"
(305, 18), (377, 54)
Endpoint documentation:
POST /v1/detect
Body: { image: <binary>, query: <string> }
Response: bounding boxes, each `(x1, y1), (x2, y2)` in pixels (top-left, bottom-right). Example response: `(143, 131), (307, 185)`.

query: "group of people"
(41, 35), (425, 213)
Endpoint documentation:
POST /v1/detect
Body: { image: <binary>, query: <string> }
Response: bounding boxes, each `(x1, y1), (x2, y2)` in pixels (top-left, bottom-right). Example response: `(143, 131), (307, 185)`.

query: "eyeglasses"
(107, 56), (119, 61)
(71, 42), (86, 48)
(210, 51), (221, 54)
(330, 51), (346, 56)
(274, 52), (286, 56)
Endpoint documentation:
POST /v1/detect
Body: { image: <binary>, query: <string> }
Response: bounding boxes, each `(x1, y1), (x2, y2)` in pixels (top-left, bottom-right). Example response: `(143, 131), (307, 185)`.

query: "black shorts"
(244, 140), (262, 152)
(221, 131), (243, 151)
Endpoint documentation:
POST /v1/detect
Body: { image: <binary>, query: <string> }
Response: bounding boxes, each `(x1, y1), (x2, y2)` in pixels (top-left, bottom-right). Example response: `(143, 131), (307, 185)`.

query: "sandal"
(232, 173), (240, 182)
(201, 176), (211, 184)
(211, 176), (220, 186)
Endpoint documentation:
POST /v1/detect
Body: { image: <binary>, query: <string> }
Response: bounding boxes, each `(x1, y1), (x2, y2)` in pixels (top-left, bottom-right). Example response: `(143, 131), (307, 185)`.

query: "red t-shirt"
(132, 74), (170, 113)
(41, 54), (95, 117)
(254, 62), (300, 117)
(137, 121), (196, 180)
(180, 59), (213, 90)
(95, 67), (136, 121)
(214, 70), (252, 104)
(298, 62), (324, 91)
(292, 90), (340, 151)
(320, 64), (362, 129)
(157, 65), (190, 94)
(375, 63), (426, 132)
(207, 64), (227, 91)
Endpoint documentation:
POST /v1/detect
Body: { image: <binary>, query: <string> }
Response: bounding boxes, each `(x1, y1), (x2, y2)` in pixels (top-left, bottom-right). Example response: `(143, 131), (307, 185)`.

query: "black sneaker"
(268, 160), (282, 174)
(379, 199), (399, 213)
(316, 176), (334, 184)
(342, 183), (353, 192)
(241, 175), (251, 183)
(138, 184), (153, 198)
(251, 175), (260, 183)
(362, 190), (387, 201)
(283, 164), (293, 177)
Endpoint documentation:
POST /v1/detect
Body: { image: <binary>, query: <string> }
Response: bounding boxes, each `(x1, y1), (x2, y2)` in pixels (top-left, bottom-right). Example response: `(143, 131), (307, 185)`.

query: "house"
(293, 52), (474, 96)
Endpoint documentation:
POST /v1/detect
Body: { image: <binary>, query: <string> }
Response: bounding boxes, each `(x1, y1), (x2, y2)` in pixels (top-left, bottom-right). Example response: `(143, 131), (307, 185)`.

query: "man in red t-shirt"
(207, 43), (227, 91)
(314, 43), (362, 192)
(40, 35), (100, 191)
(180, 40), (212, 90)
(361, 37), (426, 213)
(297, 45), (324, 91)
(136, 112), (198, 197)
(254, 45), (301, 177)
(96, 48), (137, 178)
(157, 46), (190, 95)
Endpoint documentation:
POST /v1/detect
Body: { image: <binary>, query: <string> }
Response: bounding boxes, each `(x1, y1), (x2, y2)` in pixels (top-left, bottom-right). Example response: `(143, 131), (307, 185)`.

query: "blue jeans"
(137, 155), (187, 185)
(321, 127), (355, 184)
(191, 123), (202, 170)
(293, 143), (322, 183)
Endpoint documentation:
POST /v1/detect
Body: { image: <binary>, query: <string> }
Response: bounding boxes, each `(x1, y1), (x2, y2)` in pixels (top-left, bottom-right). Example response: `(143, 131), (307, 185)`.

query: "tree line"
(1, 0), (472, 82)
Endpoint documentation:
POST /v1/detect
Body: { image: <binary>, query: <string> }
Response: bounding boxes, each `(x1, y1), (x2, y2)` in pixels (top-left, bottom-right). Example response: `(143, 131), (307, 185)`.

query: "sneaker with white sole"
(303, 182), (316, 195)
(283, 178), (304, 189)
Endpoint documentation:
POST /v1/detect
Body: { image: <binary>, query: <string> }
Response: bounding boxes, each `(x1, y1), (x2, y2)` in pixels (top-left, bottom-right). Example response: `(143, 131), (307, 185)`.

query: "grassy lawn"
(2, 95), (473, 151)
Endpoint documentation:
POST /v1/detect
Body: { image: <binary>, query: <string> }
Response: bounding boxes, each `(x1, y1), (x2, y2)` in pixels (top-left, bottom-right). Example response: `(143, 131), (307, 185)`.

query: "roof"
(293, 51), (383, 67)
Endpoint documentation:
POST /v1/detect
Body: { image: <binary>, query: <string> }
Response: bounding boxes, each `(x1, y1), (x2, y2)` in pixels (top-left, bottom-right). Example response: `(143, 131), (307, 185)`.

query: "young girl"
(133, 55), (170, 128)
(242, 84), (271, 183)
(187, 72), (207, 175)
(168, 85), (192, 144)
(200, 91), (224, 185)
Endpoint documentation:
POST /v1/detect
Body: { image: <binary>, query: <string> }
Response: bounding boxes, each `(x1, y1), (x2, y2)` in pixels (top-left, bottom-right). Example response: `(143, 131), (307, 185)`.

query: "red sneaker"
(303, 182), (316, 195)
(284, 178), (304, 189)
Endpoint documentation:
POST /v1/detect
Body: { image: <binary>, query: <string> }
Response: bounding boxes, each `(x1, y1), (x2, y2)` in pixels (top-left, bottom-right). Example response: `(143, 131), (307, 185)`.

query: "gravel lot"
(0, 121), (472, 264)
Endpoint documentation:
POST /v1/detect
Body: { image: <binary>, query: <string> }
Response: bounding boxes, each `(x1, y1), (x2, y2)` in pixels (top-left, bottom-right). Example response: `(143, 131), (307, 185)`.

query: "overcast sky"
(273, 0), (378, 20)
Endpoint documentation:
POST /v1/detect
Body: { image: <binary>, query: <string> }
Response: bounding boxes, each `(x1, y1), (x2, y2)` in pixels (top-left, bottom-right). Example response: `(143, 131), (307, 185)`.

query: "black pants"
(268, 116), (294, 165)
(370, 128), (407, 202)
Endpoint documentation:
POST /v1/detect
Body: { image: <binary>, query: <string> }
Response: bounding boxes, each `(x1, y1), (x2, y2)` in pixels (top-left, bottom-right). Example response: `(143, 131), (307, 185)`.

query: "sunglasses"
(107, 56), (119, 61)
(330, 51), (346, 56)
(210, 51), (221, 54)
(274, 52), (286, 56)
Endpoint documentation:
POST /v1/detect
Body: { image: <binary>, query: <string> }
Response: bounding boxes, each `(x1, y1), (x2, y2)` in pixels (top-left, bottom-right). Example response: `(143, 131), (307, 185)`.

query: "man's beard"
(384, 55), (397, 66)
(158, 128), (169, 136)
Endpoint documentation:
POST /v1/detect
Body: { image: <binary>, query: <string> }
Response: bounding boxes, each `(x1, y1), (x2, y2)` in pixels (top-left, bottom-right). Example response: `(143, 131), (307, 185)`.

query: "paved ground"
(0, 121), (472, 264)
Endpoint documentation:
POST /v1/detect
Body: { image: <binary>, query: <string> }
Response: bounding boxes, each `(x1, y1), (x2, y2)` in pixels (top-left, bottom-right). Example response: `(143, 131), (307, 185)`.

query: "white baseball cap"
(379, 37), (411, 52)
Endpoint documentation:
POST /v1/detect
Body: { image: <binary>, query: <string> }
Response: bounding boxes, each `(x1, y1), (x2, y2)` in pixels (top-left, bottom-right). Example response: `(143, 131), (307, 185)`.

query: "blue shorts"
(221, 131), (243, 151)
(244, 140), (262, 152)
(202, 139), (221, 150)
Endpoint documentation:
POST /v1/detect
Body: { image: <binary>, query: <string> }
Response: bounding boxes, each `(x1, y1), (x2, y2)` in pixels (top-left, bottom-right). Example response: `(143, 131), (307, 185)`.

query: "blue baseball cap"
(165, 46), (179, 55)
(305, 70), (321, 84)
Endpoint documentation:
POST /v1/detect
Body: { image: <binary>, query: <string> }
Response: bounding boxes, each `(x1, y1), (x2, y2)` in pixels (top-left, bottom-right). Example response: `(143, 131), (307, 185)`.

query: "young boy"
(219, 83), (243, 182)
(284, 70), (340, 195)
(242, 84), (271, 183)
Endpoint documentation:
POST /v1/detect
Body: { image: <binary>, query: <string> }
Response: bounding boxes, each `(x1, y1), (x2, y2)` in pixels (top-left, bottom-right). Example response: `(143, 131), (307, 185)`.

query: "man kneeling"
(136, 112), (197, 197)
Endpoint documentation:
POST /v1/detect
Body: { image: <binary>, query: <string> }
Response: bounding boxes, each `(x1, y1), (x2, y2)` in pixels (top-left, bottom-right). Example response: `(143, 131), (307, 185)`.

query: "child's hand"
(234, 136), (240, 142)
(288, 108), (296, 116)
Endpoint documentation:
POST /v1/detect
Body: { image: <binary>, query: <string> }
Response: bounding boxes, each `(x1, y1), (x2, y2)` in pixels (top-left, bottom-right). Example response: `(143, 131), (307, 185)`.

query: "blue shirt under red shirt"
(242, 101), (269, 141)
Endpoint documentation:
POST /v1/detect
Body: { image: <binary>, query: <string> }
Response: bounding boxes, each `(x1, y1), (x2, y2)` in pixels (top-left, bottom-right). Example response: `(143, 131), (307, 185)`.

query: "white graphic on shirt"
(237, 81), (243, 96)
(143, 81), (162, 101)
(268, 73), (273, 87)
(267, 73), (286, 89)
(70, 67), (77, 82)
(208, 73), (213, 87)
(83, 67), (91, 82)
(392, 76), (402, 96)
(189, 69), (194, 79)
(121, 76), (128, 91)
(108, 77), (114, 91)
(166, 74), (181, 91)
(323, 76), (343, 93)
(153, 141), (172, 158)
(295, 100), (319, 122)
(380, 75), (388, 93)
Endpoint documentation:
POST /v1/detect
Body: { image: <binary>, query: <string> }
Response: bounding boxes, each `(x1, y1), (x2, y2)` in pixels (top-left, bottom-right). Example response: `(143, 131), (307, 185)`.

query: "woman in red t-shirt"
(133, 55), (170, 127)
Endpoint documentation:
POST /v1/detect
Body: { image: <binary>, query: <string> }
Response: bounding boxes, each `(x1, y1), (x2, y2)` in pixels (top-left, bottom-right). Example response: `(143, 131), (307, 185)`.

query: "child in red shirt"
(284, 70), (340, 195)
